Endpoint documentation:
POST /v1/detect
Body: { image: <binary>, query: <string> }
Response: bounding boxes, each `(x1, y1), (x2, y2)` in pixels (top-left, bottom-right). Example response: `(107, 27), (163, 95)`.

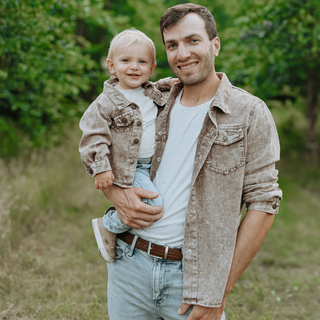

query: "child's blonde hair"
(107, 29), (157, 65)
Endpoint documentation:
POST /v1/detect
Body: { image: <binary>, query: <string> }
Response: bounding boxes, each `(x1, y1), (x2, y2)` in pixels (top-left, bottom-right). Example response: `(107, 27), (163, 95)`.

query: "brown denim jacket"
(149, 73), (282, 307)
(79, 78), (171, 187)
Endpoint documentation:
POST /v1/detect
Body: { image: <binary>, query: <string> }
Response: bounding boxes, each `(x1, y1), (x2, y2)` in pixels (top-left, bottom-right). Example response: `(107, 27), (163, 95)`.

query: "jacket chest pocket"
(205, 127), (245, 175)
(111, 110), (135, 133)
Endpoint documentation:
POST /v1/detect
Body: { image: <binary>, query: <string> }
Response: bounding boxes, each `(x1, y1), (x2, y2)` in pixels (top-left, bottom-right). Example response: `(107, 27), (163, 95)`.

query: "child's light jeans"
(103, 158), (162, 234)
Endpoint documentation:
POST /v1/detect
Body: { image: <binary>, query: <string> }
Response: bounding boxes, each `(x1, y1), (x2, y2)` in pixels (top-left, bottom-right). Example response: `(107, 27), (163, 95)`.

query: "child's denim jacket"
(79, 77), (171, 188)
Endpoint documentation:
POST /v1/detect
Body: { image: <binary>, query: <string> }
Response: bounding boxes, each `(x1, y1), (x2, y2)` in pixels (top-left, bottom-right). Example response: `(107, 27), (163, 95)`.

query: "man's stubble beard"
(171, 45), (214, 86)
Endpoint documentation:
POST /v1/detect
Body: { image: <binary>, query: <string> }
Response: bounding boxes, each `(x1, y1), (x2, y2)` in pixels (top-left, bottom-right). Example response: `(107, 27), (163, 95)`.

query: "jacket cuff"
(90, 158), (112, 177)
(246, 199), (281, 214)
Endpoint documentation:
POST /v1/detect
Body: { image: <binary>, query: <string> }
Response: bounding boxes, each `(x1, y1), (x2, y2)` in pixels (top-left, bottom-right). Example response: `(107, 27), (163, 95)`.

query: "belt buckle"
(147, 241), (169, 260)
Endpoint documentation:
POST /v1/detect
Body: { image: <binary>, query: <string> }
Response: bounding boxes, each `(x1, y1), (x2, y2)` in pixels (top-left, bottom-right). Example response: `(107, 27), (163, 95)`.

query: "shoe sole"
(92, 219), (115, 263)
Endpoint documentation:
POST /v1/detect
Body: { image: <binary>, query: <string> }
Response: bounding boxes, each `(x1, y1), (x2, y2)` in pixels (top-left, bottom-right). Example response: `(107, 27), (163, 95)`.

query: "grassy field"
(0, 127), (320, 320)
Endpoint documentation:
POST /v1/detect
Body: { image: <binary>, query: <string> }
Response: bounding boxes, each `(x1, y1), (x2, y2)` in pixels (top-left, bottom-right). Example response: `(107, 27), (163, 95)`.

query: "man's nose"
(177, 44), (191, 61)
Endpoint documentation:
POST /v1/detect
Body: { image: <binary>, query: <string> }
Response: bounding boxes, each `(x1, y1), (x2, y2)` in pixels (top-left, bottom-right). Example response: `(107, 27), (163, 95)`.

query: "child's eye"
(122, 59), (129, 62)
(139, 60), (146, 64)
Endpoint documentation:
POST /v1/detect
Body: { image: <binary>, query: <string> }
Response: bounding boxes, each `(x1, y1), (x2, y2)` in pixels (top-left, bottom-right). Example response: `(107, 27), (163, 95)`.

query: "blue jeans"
(107, 238), (226, 320)
(103, 158), (162, 234)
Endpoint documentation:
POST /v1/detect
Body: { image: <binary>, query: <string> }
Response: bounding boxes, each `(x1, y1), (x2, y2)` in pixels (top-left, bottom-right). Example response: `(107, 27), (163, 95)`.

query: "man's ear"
(149, 63), (157, 76)
(107, 58), (116, 75)
(213, 37), (221, 58)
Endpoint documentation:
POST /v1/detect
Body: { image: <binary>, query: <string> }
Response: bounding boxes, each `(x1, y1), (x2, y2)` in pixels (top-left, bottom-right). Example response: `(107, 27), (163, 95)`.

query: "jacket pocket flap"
(113, 111), (135, 127)
(215, 128), (244, 146)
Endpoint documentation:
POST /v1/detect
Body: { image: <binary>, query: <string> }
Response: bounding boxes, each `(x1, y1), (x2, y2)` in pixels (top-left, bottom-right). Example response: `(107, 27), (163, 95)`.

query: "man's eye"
(191, 39), (198, 43)
(168, 44), (176, 49)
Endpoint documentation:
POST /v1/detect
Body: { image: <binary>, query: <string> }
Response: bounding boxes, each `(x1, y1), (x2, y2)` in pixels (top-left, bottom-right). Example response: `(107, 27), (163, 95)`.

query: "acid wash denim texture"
(148, 73), (282, 308)
(79, 77), (170, 187)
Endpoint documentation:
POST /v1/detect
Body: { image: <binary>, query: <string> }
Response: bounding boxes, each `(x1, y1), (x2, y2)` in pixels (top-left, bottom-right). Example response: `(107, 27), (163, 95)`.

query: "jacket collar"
(165, 72), (232, 115)
(210, 72), (231, 114)
(102, 78), (166, 110)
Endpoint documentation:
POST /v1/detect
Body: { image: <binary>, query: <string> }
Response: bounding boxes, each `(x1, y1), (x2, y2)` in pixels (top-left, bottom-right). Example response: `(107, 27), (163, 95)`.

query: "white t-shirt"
(119, 87), (157, 158)
(132, 90), (215, 247)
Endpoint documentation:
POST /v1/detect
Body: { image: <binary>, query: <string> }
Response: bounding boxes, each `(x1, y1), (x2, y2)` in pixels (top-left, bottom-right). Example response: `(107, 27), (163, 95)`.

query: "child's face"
(107, 38), (156, 90)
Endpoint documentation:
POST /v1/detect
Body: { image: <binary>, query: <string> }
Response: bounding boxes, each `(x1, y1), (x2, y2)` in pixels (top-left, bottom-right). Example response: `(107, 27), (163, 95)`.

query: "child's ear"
(149, 63), (157, 76)
(107, 58), (116, 75)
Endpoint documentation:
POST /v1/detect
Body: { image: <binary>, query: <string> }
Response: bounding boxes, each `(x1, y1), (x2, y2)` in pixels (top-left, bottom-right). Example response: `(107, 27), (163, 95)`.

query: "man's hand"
(95, 170), (115, 191)
(169, 78), (180, 87)
(103, 184), (163, 229)
(178, 301), (225, 320)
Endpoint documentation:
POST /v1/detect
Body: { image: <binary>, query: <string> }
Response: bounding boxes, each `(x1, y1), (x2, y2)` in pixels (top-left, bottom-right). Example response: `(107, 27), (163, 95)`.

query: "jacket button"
(160, 112), (164, 117)
(158, 131), (162, 136)
(134, 139), (139, 144)
(122, 117), (127, 123)
(223, 136), (228, 141)
(136, 120), (142, 126)
(131, 105), (137, 109)
(130, 159), (134, 164)
(272, 203), (277, 209)
(157, 158), (161, 162)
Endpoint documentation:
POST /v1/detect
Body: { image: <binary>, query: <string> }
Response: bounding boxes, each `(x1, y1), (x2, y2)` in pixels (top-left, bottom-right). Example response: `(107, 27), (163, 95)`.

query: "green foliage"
(2, 0), (319, 158)
(221, 0), (320, 100)
(0, 0), (126, 153)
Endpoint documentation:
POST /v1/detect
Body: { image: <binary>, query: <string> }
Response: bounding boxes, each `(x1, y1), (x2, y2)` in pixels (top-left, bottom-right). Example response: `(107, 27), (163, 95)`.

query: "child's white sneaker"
(92, 218), (116, 263)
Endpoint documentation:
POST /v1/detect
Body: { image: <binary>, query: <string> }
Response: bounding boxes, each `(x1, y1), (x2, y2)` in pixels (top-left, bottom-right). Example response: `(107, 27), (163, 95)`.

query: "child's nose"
(130, 62), (139, 69)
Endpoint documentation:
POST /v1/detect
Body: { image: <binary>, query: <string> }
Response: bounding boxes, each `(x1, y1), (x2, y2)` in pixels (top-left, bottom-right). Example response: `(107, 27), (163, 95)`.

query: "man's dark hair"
(160, 3), (217, 44)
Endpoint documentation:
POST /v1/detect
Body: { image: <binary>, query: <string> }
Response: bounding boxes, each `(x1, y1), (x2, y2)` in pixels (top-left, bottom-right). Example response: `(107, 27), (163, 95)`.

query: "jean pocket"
(206, 126), (245, 175)
(115, 239), (130, 260)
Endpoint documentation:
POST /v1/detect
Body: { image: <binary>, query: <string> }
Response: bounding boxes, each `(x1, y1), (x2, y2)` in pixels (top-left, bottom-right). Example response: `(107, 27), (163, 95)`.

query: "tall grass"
(0, 125), (111, 319)
(1, 123), (320, 319)
(0, 125), (109, 254)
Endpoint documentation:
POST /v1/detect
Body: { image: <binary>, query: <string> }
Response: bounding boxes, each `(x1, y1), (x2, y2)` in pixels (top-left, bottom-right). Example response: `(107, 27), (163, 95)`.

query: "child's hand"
(169, 78), (180, 87)
(95, 171), (115, 191)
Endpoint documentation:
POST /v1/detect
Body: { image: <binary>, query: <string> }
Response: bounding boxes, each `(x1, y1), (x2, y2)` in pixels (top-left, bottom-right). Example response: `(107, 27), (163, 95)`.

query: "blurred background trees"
(1, 0), (319, 160)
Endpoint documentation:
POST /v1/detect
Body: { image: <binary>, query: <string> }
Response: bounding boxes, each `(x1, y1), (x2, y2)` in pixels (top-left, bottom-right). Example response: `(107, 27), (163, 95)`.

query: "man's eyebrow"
(165, 33), (202, 44)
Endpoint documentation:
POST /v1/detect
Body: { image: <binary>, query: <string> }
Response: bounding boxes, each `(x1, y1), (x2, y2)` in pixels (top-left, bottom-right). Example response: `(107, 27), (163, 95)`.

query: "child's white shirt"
(119, 86), (157, 158)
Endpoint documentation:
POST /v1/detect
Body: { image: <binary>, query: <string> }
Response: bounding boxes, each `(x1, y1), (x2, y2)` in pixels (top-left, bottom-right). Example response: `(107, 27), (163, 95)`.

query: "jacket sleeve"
(79, 96), (113, 177)
(242, 100), (283, 213)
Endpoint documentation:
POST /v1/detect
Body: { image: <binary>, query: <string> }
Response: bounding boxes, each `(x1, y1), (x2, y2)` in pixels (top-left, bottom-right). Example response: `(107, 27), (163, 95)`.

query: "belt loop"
(128, 235), (139, 257)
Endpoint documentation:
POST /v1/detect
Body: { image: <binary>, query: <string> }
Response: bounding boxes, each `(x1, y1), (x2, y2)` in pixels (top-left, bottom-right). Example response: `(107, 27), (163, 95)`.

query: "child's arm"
(79, 96), (113, 180)
(95, 170), (115, 191)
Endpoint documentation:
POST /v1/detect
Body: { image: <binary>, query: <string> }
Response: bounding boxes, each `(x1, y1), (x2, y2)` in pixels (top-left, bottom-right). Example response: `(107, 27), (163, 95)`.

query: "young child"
(79, 29), (178, 263)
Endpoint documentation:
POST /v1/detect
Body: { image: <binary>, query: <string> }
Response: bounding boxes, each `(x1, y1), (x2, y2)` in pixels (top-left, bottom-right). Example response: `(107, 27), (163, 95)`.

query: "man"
(104, 3), (282, 320)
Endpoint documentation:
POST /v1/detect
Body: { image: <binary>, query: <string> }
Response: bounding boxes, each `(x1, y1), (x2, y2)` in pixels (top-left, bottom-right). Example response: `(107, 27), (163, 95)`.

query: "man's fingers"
(120, 209), (163, 226)
(123, 220), (150, 229)
(177, 303), (192, 315)
(136, 200), (163, 215)
(133, 187), (160, 200)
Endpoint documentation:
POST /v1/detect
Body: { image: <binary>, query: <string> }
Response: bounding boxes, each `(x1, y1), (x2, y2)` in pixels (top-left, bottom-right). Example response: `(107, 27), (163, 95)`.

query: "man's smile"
(178, 62), (198, 70)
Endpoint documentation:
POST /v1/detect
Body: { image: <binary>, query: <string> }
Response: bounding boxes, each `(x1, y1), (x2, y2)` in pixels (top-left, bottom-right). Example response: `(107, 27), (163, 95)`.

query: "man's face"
(163, 13), (220, 86)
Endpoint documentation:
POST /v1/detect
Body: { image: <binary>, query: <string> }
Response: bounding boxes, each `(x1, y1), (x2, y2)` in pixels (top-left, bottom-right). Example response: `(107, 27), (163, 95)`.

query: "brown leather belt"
(118, 231), (183, 261)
